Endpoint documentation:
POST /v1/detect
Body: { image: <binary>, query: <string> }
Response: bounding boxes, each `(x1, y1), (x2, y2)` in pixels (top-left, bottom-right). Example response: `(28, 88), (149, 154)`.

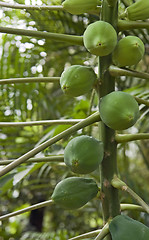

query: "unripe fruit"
(109, 215), (149, 240)
(112, 36), (145, 67)
(83, 21), (117, 56)
(51, 177), (99, 210)
(60, 65), (97, 97)
(99, 91), (140, 130)
(62, 0), (100, 15)
(124, 0), (149, 21)
(64, 135), (104, 174)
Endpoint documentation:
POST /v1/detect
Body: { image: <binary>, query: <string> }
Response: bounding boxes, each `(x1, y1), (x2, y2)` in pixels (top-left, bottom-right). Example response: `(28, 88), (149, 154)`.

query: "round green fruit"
(112, 36), (145, 67)
(60, 65), (97, 97)
(109, 215), (149, 240)
(83, 21), (117, 56)
(64, 135), (104, 174)
(62, 0), (100, 15)
(51, 177), (99, 210)
(99, 91), (140, 130)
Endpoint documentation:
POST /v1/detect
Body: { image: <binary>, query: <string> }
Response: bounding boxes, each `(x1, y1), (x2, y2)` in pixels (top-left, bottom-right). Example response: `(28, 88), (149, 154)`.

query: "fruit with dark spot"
(64, 135), (104, 174)
(83, 21), (117, 56)
(60, 65), (97, 97)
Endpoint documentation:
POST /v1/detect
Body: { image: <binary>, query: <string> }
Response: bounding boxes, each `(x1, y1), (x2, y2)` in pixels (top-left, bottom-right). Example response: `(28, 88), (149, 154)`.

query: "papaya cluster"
(62, 0), (149, 21)
(62, 0), (146, 67)
(83, 21), (145, 67)
(54, 0), (143, 211)
(60, 22), (145, 99)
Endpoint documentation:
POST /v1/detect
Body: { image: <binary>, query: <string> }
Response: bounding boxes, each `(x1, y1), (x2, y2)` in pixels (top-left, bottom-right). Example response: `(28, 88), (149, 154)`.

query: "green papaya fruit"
(99, 91), (140, 130)
(64, 135), (104, 174)
(109, 215), (149, 240)
(51, 177), (99, 210)
(124, 0), (149, 21)
(83, 21), (117, 56)
(112, 36), (145, 67)
(62, 0), (100, 15)
(60, 65), (97, 97)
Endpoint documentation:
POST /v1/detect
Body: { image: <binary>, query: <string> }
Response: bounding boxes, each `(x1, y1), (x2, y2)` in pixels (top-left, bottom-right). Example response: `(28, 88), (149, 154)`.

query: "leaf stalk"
(94, 222), (109, 240)
(118, 20), (149, 31)
(111, 176), (149, 214)
(0, 200), (53, 221)
(0, 119), (82, 127)
(0, 26), (83, 46)
(0, 1), (63, 10)
(0, 77), (60, 85)
(0, 112), (100, 177)
(109, 65), (149, 80)
(115, 133), (149, 143)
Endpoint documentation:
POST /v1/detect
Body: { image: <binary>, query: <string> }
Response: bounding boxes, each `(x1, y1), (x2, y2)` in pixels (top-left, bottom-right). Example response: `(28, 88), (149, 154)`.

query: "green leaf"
(0, 172), (16, 195)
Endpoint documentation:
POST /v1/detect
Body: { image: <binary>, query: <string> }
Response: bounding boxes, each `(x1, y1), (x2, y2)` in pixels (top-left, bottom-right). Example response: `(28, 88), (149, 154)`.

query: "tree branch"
(98, 2), (120, 234)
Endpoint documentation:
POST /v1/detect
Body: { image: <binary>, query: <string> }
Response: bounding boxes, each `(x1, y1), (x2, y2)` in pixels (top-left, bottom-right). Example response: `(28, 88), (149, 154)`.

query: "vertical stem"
(98, 1), (120, 239)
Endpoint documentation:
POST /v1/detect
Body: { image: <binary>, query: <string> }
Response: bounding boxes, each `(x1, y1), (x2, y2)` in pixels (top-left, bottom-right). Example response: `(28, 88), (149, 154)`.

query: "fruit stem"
(0, 112), (100, 177)
(0, 26), (83, 46)
(0, 199), (53, 221)
(111, 176), (149, 214)
(134, 97), (149, 107)
(97, 1), (120, 240)
(119, 10), (127, 19)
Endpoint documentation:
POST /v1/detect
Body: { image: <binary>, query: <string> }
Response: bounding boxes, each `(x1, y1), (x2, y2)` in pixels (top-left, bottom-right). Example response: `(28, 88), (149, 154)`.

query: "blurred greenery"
(0, 0), (149, 239)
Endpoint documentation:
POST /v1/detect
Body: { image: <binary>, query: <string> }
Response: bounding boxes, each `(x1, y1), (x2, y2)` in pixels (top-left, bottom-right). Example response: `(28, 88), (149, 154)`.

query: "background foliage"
(0, 0), (149, 239)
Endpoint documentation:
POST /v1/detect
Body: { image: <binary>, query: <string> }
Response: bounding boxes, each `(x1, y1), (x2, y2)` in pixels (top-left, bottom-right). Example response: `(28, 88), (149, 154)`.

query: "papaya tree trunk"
(98, 1), (120, 239)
